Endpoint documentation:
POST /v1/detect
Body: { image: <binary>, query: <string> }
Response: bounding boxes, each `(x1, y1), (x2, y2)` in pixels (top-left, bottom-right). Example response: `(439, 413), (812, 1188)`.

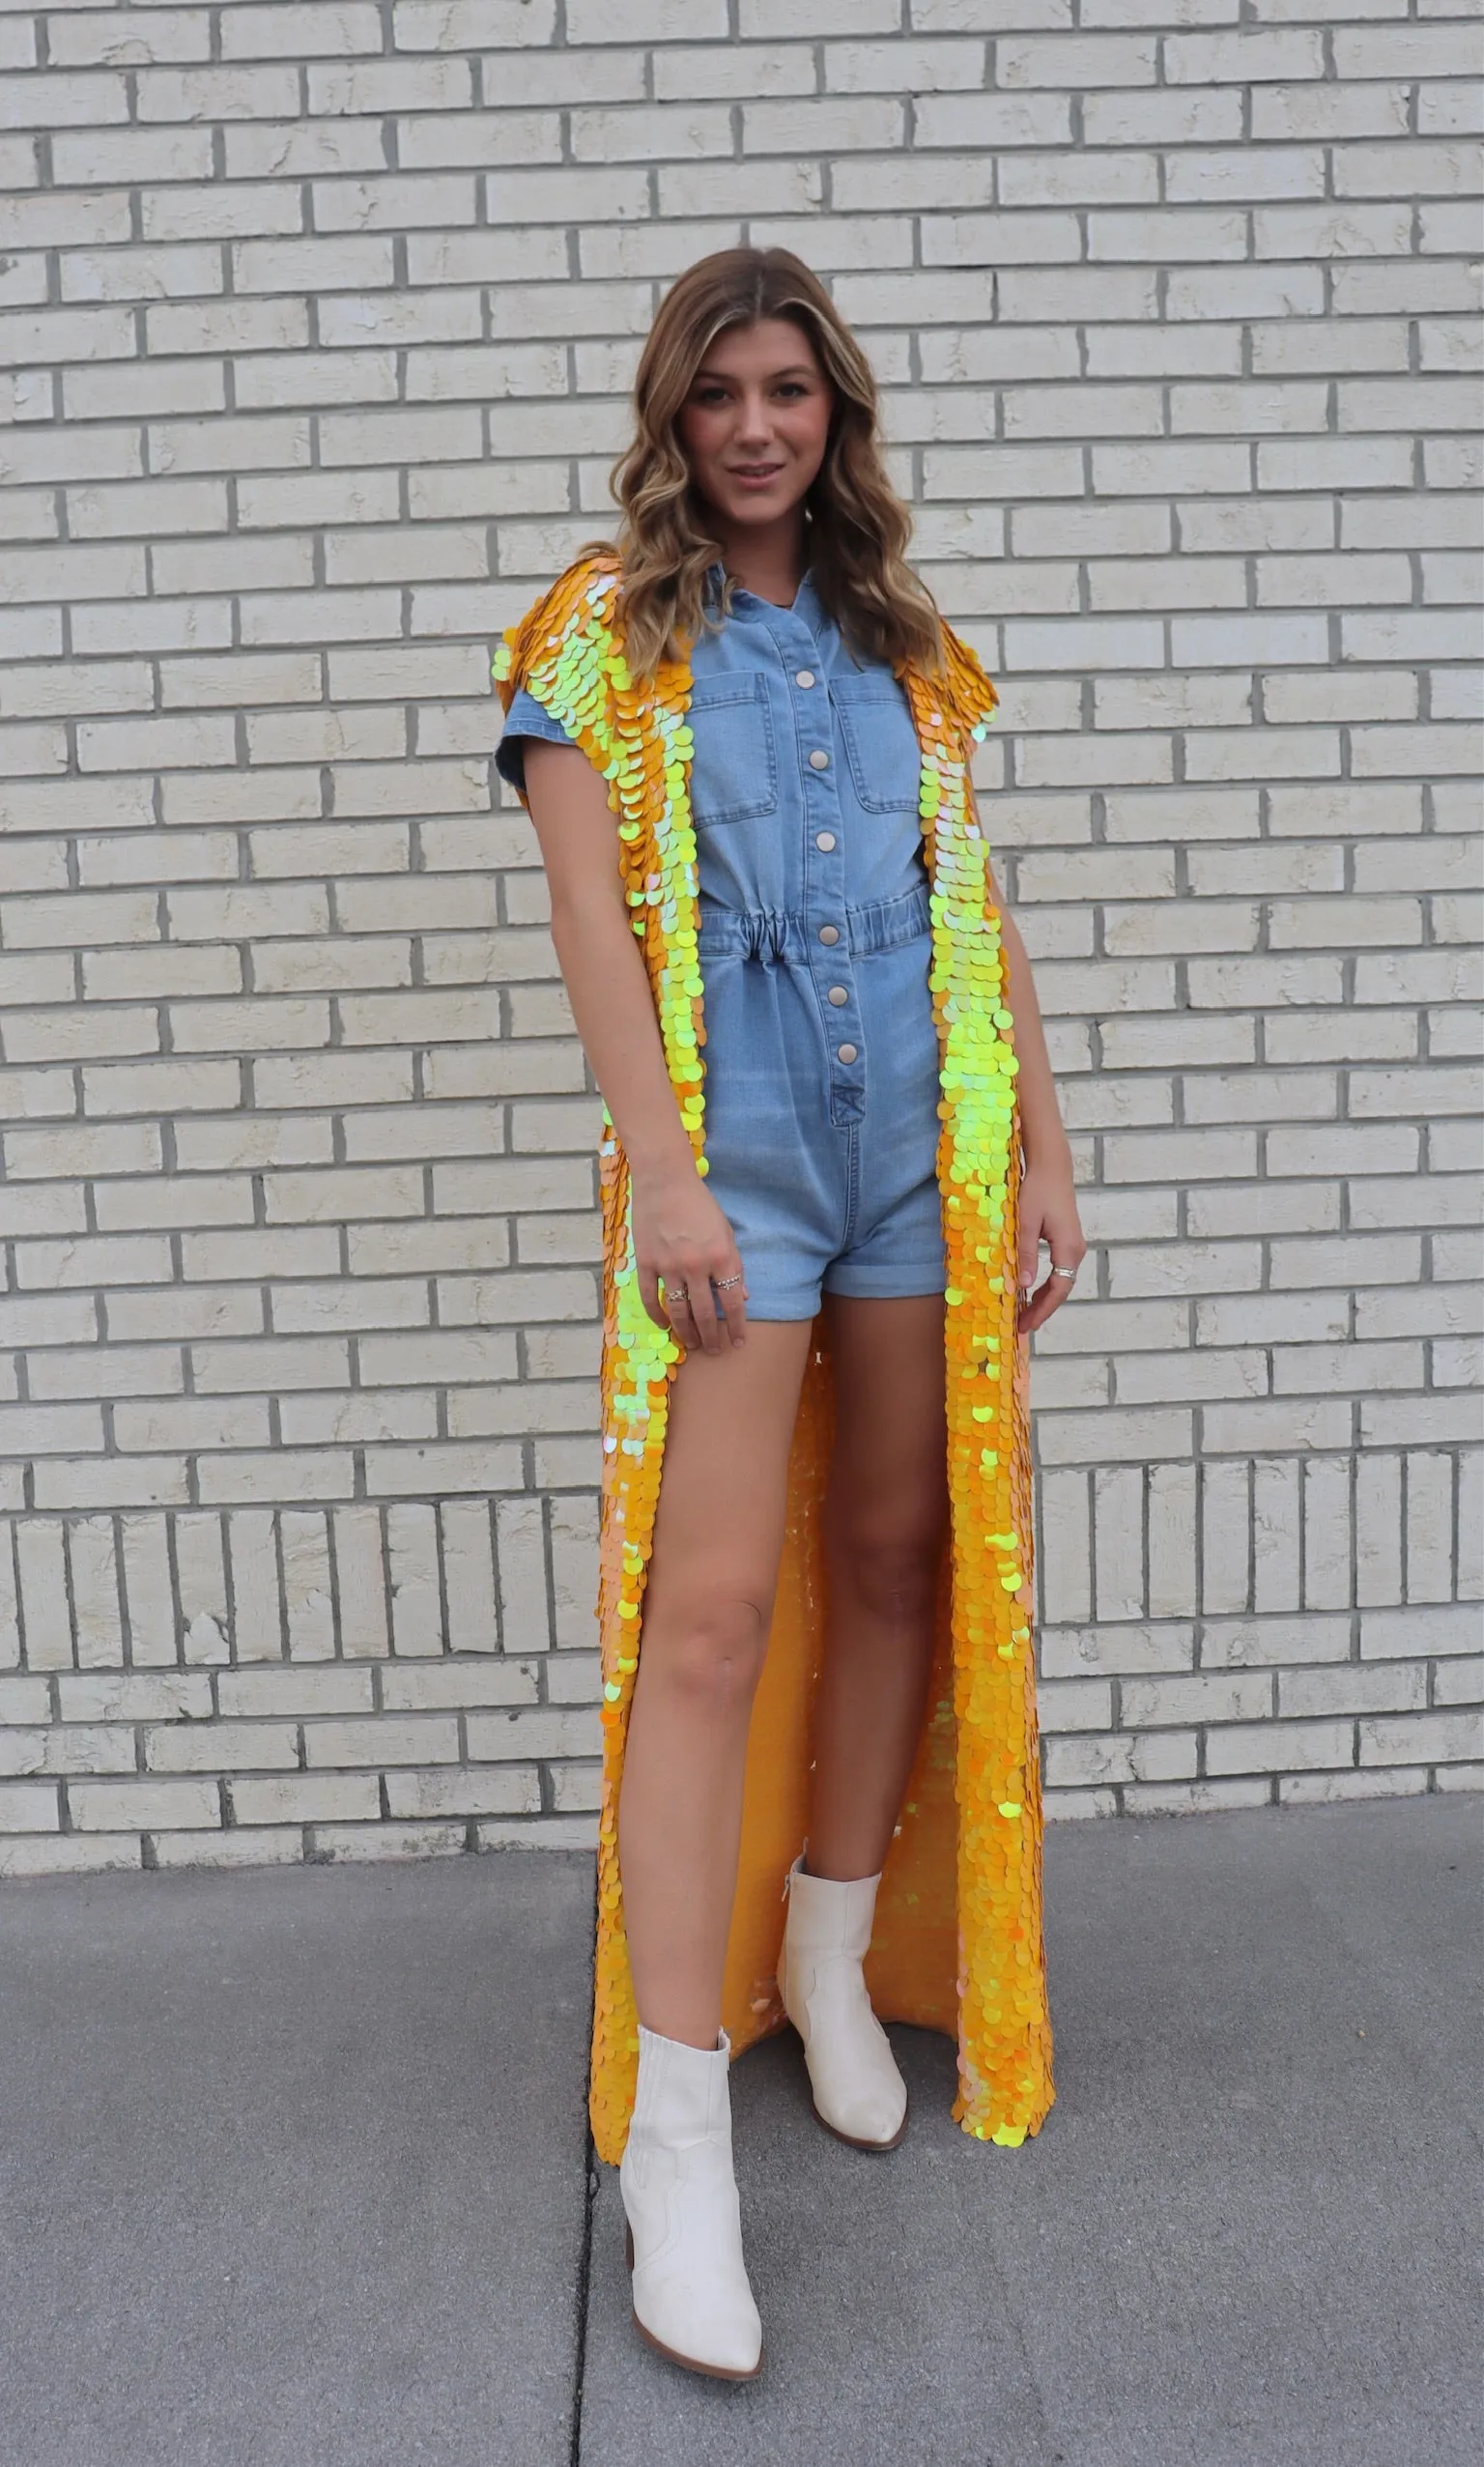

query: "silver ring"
(713, 1274), (743, 1291)
(1051, 1266), (1078, 1281)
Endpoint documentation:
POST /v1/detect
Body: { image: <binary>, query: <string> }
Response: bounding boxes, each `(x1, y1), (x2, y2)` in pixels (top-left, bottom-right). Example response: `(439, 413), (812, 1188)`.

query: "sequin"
(494, 553), (1053, 2165)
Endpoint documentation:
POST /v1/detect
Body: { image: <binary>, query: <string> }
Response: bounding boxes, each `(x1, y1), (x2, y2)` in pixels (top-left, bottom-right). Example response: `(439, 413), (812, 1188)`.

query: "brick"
(384, 1766), (539, 1820)
(1207, 1717), (1355, 1776)
(449, 1442), (555, 1503)
(196, 1452), (354, 1506)
(394, 0), (558, 46)
(568, 0), (710, 35)
(1123, 1672), (1274, 1727)
(380, 1659), (539, 1711)
(1123, 1779), (1272, 1817)
(1279, 1767), (1429, 1808)
(1434, 1659), (1484, 1709)
(436, 1500), (499, 1657)
(56, 1672), (210, 1724)
(1279, 1663), (1426, 1720)
(276, 1524), (347, 1667)
(153, 1826), (305, 1869)
(308, 1819), (470, 1860)
(33, 1461), (191, 1513)
(227, 1773), (381, 1824)
(0, 1781), (61, 1833)
(303, 1715), (459, 1768)
(146, 1721), (299, 1773)
(466, 1707), (598, 1762)
(1361, 1606), (1479, 1661)
(69, 1778), (219, 1831)
(226, 6), (385, 62)
(34, 1726), (137, 1778)
(120, 1509), (178, 1667)
(1358, 1711), (1483, 1766)
(15, 1523), (72, 1671)
(63, 1516), (121, 1671)
(1360, 1396), (1481, 1448)
(0, 1834), (141, 1877)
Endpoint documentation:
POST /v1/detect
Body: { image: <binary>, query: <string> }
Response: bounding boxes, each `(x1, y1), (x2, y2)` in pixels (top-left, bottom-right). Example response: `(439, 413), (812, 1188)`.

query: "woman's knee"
(831, 1515), (944, 1626)
(640, 1585), (771, 1717)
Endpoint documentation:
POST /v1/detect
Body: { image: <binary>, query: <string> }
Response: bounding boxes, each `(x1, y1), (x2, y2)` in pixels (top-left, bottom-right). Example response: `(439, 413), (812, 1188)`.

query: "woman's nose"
(732, 393), (775, 445)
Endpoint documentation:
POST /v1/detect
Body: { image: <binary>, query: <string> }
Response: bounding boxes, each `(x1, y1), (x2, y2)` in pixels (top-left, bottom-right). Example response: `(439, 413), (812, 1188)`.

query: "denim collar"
(703, 558), (820, 626)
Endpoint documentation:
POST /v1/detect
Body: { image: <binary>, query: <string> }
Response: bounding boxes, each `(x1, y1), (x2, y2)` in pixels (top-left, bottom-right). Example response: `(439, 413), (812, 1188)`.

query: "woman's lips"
(728, 464), (785, 487)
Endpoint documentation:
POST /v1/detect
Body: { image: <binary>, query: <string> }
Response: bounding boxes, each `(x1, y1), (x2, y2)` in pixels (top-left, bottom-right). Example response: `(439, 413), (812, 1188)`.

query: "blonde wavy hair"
(584, 247), (946, 681)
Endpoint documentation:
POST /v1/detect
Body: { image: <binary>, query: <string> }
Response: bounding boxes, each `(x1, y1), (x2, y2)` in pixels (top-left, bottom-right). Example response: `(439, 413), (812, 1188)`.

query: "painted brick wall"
(1, 1), (1480, 1878)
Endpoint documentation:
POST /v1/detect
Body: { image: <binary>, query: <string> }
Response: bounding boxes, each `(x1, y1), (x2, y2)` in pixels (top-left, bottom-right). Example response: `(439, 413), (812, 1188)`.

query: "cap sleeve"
(490, 548), (624, 810)
(494, 688), (583, 798)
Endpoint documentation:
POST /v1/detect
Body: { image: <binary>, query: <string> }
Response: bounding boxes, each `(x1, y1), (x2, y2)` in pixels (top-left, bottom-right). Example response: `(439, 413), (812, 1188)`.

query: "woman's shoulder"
(492, 544), (623, 701)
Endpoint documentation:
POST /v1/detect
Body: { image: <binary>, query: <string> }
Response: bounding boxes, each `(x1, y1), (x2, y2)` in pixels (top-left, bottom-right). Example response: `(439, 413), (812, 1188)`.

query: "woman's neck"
(709, 509), (808, 608)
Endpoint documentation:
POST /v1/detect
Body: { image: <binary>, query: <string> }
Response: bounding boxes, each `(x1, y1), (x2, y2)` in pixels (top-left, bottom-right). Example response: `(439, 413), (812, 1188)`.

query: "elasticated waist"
(696, 878), (931, 962)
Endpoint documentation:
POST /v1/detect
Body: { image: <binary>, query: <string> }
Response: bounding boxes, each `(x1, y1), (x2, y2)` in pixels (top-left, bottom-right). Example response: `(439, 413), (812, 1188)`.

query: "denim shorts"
(697, 882), (946, 1322)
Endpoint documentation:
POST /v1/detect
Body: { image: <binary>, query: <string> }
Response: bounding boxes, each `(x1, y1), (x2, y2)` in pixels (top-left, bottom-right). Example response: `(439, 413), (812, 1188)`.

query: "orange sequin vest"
(495, 553), (1053, 2162)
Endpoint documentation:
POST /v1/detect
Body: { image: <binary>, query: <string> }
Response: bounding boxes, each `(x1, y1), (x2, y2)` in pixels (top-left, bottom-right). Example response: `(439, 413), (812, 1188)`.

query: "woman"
(494, 248), (1084, 2383)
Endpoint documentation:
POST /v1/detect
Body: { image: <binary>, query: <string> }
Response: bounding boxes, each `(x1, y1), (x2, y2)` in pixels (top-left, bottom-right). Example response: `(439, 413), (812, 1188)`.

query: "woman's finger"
(1017, 1246), (1084, 1334)
(713, 1261), (748, 1348)
(638, 1267), (670, 1332)
(658, 1269), (695, 1337)
(685, 1271), (725, 1356)
(1041, 1256), (1079, 1319)
(1016, 1222), (1043, 1304)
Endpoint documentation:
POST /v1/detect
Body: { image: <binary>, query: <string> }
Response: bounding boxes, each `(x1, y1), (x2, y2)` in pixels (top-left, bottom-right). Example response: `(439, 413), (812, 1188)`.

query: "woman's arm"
(993, 886), (1088, 1333)
(522, 735), (748, 1354)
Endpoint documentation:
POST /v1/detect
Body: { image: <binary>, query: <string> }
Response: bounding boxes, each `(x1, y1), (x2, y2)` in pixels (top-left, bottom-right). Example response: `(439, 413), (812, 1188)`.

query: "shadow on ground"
(0, 1798), (1478, 2467)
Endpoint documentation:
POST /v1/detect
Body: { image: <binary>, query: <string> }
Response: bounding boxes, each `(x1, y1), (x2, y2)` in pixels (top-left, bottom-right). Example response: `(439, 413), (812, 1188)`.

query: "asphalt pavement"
(0, 1796), (1478, 2467)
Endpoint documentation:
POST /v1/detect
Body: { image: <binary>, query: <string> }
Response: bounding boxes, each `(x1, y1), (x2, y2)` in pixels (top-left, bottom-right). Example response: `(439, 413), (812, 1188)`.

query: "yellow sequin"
(495, 553), (1053, 2165)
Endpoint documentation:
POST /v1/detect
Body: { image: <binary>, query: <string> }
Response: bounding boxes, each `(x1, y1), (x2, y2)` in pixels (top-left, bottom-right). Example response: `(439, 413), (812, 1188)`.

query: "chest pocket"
(832, 673), (923, 816)
(685, 674), (779, 827)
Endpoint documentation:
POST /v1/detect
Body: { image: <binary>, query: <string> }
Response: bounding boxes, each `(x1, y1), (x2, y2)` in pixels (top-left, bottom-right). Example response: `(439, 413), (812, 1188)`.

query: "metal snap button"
(837, 1043), (858, 1064)
(795, 669), (815, 688)
(815, 830), (836, 851)
(827, 985), (848, 1007)
(818, 925), (840, 945)
(808, 748), (829, 770)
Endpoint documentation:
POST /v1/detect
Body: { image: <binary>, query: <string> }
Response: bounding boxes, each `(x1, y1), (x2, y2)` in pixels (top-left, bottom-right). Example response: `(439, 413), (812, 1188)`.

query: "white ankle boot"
(779, 1853), (908, 2151)
(618, 2022), (763, 2382)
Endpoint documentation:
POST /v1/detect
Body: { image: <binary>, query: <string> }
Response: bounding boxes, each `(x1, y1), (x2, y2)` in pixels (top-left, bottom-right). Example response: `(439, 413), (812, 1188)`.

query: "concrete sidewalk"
(0, 1799), (1477, 2467)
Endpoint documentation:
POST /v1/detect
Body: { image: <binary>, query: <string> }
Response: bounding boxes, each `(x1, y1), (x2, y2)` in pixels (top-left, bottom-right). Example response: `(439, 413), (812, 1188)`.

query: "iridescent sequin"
(495, 554), (1053, 2165)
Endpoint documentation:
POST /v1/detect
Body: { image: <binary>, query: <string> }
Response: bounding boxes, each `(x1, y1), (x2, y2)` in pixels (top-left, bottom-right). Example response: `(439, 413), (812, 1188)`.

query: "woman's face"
(676, 316), (834, 539)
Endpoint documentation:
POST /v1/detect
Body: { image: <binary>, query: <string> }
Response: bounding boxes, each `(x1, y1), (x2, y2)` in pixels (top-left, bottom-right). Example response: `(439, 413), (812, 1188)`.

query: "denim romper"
(496, 562), (946, 1321)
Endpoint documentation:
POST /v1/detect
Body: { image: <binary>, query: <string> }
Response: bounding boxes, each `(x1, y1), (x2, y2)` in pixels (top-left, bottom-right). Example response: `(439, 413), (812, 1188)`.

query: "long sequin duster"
(494, 553), (1053, 2165)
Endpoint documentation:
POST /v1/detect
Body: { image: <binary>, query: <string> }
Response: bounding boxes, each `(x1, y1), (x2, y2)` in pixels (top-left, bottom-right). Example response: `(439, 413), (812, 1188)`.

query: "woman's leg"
(618, 1319), (813, 2050)
(806, 1293), (949, 1881)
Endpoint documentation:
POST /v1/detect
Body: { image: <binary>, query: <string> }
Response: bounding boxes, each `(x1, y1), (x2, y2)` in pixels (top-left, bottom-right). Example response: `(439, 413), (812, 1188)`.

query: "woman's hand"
(1015, 1144), (1087, 1336)
(631, 1161), (749, 1355)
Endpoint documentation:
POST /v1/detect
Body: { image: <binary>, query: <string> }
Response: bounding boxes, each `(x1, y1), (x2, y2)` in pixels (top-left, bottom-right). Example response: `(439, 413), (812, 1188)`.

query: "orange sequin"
(495, 554), (1053, 2164)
